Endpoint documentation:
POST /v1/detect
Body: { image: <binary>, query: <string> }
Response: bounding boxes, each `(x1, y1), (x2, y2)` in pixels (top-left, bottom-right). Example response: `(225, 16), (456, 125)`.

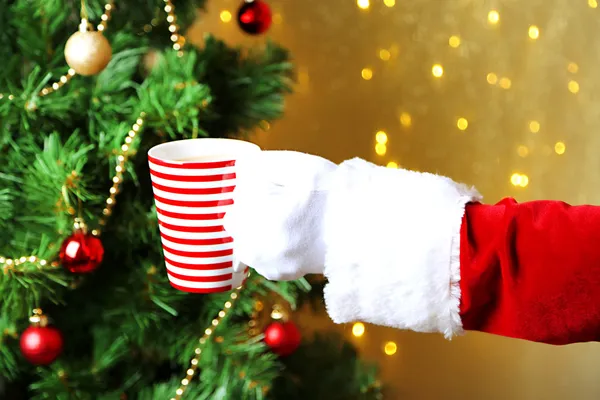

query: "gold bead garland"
(96, 112), (146, 233)
(247, 300), (263, 336)
(163, 0), (186, 56)
(0, 93), (15, 101)
(96, 1), (115, 32)
(1, 256), (59, 275)
(39, 69), (77, 98)
(170, 295), (272, 399)
(0, 112), (145, 271)
(171, 287), (243, 400)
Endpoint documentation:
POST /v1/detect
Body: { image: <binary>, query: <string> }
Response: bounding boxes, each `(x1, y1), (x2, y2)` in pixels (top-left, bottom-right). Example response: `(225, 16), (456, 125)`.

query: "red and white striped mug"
(147, 138), (260, 293)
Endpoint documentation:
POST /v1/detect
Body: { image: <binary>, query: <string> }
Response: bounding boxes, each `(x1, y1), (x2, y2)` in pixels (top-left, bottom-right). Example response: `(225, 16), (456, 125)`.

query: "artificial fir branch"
(271, 333), (384, 400)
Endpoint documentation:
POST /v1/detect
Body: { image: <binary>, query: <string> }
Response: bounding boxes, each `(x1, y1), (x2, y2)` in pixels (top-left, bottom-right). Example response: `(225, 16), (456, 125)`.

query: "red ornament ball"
(264, 321), (301, 356)
(59, 231), (104, 274)
(237, 0), (272, 35)
(20, 325), (64, 365)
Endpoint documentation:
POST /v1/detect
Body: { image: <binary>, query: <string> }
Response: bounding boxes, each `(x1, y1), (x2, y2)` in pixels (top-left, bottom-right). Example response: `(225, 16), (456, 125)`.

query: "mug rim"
(148, 138), (261, 165)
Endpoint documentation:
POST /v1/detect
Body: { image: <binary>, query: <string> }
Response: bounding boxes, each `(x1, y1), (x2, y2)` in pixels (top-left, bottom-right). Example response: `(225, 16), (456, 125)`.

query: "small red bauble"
(20, 325), (64, 365)
(237, 0), (272, 35)
(264, 321), (301, 356)
(59, 231), (104, 273)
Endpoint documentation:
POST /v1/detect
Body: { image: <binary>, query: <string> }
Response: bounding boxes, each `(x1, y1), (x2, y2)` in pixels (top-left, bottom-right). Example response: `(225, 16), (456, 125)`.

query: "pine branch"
(271, 333), (384, 400)
(0, 188), (15, 229)
(0, 314), (20, 380)
(198, 36), (294, 137)
(139, 48), (213, 139)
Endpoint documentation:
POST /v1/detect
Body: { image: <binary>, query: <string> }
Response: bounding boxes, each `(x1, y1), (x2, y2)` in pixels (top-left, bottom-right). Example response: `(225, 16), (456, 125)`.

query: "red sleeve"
(459, 198), (600, 345)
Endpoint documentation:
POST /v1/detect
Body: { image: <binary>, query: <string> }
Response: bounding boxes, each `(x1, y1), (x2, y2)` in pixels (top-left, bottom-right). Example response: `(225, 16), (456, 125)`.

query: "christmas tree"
(0, 0), (382, 398)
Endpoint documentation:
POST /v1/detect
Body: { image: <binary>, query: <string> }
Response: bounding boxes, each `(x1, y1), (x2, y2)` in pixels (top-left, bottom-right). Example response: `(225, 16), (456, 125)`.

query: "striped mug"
(148, 138), (260, 293)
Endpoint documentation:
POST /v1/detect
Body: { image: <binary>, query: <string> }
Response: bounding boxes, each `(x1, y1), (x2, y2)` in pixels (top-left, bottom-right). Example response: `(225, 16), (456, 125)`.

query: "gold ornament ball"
(64, 31), (112, 76)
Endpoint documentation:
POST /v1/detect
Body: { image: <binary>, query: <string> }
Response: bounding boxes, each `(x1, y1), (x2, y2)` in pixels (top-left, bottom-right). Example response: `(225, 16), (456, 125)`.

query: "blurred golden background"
(191, 1), (600, 398)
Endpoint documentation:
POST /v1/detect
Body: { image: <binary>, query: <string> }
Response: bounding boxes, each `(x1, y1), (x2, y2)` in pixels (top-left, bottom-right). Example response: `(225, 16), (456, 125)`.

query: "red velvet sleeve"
(459, 198), (600, 345)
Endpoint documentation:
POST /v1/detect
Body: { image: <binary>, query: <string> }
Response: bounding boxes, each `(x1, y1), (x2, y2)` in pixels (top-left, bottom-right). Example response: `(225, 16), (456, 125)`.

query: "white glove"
(222, 150), (336, 281)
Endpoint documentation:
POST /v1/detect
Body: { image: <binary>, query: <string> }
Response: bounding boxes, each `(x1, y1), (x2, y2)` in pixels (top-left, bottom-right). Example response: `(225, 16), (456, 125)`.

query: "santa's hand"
(223, 150), (336, 281)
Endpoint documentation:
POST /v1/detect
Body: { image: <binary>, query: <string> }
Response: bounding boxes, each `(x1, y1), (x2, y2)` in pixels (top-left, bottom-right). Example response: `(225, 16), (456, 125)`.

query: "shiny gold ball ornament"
(64, 25), (112, 76)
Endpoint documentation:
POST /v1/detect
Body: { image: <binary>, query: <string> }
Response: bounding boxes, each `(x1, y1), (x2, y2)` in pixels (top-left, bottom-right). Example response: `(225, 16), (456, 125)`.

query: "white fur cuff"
(322, 158), (481, 339)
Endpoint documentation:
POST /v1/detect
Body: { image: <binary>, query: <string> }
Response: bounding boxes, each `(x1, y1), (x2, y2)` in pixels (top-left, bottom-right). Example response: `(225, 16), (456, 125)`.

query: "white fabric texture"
(322, 158), (482, 339)
(223, 150), (335, 281)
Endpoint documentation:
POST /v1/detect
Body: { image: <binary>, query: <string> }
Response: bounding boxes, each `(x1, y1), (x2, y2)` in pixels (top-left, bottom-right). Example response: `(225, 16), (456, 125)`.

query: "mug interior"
(148, 138), (261, 163)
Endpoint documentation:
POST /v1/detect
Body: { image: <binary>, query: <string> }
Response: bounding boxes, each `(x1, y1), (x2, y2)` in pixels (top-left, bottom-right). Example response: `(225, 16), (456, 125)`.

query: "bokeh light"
(219, 10), (232, 22)
(529, 120), (541, 133)
(568, 62), (579, 73)
(399, 112), (412, 127)
(448, 35), (461, 48)
(357, 0), (369, 10)
(568, 80), (580, 93)
(375, 143), (387, 155)
(517, 145), (529, 157)
(488, 10), (500, 25)
(384, 341), (397, 355)
(499, 77), (512, 89)
(432, 64), (444, 77)
(379, 49), (391, 61)
(528, 25), (540, 39)
(511, 173), (529, 188)
(352, 323), (365, 337)
(375, 130), (388, 144)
